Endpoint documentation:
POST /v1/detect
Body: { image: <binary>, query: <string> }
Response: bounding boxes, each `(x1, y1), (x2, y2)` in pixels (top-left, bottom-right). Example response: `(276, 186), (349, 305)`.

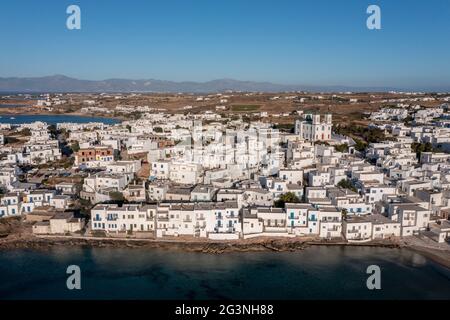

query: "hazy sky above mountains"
(1, 0), (449, 90)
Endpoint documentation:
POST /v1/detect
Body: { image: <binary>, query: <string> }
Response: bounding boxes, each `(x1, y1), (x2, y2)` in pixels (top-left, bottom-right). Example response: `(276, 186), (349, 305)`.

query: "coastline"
(1, 233), (449, 270)
(0, 109), (124, 122)
(405, 245), (450, 270)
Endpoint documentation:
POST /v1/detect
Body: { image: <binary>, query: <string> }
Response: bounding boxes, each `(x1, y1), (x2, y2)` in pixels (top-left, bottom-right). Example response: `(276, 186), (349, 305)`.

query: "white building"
(295, 113), (332, 142)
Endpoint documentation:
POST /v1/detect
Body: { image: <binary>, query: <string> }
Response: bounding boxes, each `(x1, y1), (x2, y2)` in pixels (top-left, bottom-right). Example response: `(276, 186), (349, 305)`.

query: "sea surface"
(0, 104), (28, 108)
(0, 246), (449, 300)
(0, 114), (120, 125)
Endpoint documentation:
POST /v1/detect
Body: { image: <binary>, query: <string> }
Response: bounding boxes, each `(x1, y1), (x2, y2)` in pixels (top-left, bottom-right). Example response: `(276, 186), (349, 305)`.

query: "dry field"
(0, 92), (445, 126)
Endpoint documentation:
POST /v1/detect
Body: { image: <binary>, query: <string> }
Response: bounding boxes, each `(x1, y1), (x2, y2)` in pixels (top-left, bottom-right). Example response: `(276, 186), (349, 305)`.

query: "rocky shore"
(1, 217), (448, 269)
(0, 232), (401, 254)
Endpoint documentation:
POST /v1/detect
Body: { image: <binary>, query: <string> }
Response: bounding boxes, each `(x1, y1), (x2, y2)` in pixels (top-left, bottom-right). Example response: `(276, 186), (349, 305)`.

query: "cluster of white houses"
(0, 189), (72, 217)
(1, 109), (450, 244)
(86, 194), (449, 242)
(0, 121), (62, 166)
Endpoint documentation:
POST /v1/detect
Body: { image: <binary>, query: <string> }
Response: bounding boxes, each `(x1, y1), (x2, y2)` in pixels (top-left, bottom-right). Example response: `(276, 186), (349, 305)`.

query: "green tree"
(403, 115), (414, 125)
(33, 157), (43, 164)
(19, 128), (31, 136)
(4, 136), (19, 144)
(337, 179), (357, 193)
(109, 191), (124, 202)
(354, 138), (368, 152)
(71, 142), (80, 152)
(47, 124), (58, 138)
(411, 142), (434, 159)
(334, 143), (349, 153)
(274, 192), (300, 208)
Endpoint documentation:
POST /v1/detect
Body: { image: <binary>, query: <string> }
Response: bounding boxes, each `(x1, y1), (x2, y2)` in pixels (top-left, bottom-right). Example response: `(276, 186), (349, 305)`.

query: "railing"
(322, 218), (340, 222)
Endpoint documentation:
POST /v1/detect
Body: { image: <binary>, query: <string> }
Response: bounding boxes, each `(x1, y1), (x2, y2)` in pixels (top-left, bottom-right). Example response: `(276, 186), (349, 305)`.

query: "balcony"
(322, 218), (340, 223)
(183, 218), (193, 223)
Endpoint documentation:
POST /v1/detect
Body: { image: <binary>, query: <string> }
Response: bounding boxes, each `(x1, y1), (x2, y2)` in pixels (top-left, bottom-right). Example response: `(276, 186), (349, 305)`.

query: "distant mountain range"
(0, 75), (444, 93)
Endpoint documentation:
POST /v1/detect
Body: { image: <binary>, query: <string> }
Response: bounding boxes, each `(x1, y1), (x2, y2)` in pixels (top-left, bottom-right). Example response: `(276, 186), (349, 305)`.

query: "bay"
(0, 114), (120, 125)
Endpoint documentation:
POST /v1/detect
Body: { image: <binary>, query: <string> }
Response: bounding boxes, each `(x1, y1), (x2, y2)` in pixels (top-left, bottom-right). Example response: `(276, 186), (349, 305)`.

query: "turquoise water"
(0, 114), (120, 125)
(0, 246), (449, 300)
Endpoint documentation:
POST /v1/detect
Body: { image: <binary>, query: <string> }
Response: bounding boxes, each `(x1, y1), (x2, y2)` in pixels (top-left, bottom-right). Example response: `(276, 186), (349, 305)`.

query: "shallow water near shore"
(0, 246), (449, 300)
(0, 114), (120, 124)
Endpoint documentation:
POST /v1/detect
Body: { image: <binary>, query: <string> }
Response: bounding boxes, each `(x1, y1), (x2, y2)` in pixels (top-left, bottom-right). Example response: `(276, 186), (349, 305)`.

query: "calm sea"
(0, 246), (449, 300)
(0, 104), (28, 108)
(0, 114), (119, 125)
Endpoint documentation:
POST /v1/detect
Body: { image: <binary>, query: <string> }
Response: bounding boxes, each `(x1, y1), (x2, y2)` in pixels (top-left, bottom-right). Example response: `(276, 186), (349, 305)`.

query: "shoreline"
(405, 245), (450, 270)
(0, 110), (124, 122)
(1, 234), (449, 269)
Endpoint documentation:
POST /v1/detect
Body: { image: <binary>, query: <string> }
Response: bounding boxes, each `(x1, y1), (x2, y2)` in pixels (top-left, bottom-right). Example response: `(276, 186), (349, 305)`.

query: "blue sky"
(0, 0), (449, 89)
